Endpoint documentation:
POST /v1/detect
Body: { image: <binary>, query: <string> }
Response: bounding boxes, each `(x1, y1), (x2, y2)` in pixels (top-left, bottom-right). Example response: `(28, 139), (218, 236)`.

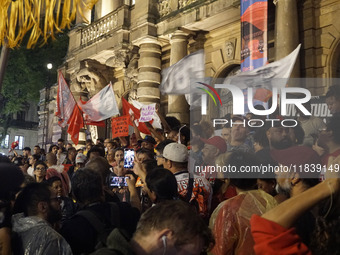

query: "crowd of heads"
(1, 85), (340, 254)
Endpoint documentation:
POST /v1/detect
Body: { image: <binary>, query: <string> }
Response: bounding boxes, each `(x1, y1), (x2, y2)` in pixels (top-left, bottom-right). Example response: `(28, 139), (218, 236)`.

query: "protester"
(154, 139), (175, 166)
(144, 168), (179, 204)
(49, 144), (59, 154)
(47, 176), (77, 224)
(325, 85), (340, 116)
(297, 102), (326, 147)
(60, 168), (140, 254)
(227, 116), (253, 152)
(12, 183), (72, 255)
(46, 153), (71, 196)
(27, 154), (40, 177)
(94, 200), (215, 255)
(210, 151), (277, 255)
(33, 161), (48, 183)
(140, 135), (157, 151)
(251, 170), (340, 254)
(162, 143), (212, 220)
(0, 162), (24, 255)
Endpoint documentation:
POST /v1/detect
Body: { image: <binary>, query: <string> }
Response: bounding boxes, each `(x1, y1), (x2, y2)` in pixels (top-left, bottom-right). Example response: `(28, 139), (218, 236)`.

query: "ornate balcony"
(81, 12), (118, 46)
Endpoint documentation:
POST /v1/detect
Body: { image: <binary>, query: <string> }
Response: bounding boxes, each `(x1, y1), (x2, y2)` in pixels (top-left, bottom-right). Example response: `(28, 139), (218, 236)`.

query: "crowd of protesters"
(0, 85), (340, 255)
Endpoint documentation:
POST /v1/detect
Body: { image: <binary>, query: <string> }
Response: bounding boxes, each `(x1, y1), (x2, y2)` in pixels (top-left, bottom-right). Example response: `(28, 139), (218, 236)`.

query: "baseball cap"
(163, 143), (188, 163)
(141, 135), (157, 145)
(201, 136), (227, 153)
(270, 145), (321, 177)
(75, 153), (86, 164)
(271, 145), (321, 166)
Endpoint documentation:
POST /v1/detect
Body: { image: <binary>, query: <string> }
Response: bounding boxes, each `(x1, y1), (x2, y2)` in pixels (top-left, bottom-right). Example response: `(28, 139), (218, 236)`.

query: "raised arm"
(130, 114), (142, 141)
(261, 176), (339, 229)
(155, 104), (171, 133)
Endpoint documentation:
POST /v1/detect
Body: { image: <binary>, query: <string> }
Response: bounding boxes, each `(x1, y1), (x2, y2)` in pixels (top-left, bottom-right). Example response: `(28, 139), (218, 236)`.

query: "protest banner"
(139, 103), (156, 122)
(111, 115), (129, 138)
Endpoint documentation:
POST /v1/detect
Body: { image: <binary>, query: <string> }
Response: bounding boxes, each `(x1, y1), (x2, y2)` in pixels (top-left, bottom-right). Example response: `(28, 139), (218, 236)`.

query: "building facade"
(0, 100), (39, 155)
(43, 0), (340, 145)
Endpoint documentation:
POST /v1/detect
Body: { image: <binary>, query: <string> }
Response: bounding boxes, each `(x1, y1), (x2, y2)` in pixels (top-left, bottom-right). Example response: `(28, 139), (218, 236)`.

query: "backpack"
(75, 202), (120, 251)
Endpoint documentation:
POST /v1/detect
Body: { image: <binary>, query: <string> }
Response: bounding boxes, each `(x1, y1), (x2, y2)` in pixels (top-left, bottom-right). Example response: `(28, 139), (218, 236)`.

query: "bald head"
(46, 153), (57, 166)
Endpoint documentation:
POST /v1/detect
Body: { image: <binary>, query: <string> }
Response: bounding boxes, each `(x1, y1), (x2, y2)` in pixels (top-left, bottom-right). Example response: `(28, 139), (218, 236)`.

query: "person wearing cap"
(140, 135), (157, 151)
(270, 145), (321, 247)
(200, 136), (227, 180)
(75, 153), (86, 167)
(162, 143), (212, 220)
(227, 116), (253, 153)
(67, 152), (87, 179)
(266, 125), (293, 150)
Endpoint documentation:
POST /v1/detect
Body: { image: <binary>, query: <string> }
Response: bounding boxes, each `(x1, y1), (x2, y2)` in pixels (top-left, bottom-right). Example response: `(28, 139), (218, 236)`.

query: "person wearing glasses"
(33, 161), (48, 183)
(12, 182), (72, 255)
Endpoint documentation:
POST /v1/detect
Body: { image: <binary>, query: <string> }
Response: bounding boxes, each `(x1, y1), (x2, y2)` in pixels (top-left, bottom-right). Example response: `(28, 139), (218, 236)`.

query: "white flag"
(79, 83), (119, 122)
(224, 44), (301, 89)
(160, 50), (205, 94)
(55, 72), (76, 128)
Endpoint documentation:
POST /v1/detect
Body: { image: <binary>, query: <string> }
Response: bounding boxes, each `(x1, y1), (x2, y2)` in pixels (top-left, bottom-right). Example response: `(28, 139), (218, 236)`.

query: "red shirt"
(250, 215), (311, 255)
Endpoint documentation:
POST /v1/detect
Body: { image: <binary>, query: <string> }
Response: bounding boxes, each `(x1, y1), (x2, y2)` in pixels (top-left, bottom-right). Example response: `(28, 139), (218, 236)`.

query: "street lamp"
(43, 63), (53, 150)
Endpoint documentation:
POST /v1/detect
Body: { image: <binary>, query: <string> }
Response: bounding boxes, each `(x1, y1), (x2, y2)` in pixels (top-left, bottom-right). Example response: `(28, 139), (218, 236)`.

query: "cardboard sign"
(111, 115), (129, 138)
(139, 103), (156, 122)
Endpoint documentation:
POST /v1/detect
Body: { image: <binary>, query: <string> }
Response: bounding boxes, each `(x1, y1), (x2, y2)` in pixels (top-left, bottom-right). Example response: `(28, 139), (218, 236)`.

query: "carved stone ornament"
(179, 0), (197, 9)
(159, 0), (172, 17)
(226, 41), (235, 59)
(106, 49), (129, 68)
(72, 59), (112, 97)
(123, 53), (139, 92)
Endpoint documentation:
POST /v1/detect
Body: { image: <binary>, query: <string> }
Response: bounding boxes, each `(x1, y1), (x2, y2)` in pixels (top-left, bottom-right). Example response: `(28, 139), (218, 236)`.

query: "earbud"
(162, 235), (167, 248)
(162, 235), (167, 255)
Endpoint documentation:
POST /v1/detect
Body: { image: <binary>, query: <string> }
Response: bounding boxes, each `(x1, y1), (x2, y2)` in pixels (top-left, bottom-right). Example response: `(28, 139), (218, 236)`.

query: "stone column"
(167, 30), (190, 124)
(137, 37), (162, 104)
(274, 0), (300, 78)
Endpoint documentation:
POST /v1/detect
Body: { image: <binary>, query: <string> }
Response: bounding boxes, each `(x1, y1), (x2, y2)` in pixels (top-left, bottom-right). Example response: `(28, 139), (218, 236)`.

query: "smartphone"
(109, 176), (129, 187)
(124, 149), (135, 169)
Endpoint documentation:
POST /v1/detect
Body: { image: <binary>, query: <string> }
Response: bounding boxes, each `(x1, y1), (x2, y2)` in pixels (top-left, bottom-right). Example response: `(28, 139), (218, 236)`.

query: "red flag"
(55, 72), (76, 128)
(67, 106), (84, 145)
(121, 97), (151, 134)
(85, 120), (106, 127)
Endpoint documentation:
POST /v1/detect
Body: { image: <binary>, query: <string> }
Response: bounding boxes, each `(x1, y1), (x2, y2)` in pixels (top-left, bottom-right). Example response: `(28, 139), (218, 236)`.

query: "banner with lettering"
(111, 115), (129, 138)
(240, 0), (268, 72)
(139, 103), (156, 122)
(240, 0), (268, 113)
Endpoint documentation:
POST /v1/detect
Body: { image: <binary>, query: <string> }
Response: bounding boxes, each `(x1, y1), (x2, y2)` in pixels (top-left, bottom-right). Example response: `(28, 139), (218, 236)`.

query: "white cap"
(75, 153), (86, 164)
(163, 143), (188, 163)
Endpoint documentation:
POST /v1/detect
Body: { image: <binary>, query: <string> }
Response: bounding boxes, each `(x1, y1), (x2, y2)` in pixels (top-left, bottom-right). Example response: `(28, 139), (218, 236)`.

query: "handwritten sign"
(111, 115), (129, 138)
(139, 103), (156, 122)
